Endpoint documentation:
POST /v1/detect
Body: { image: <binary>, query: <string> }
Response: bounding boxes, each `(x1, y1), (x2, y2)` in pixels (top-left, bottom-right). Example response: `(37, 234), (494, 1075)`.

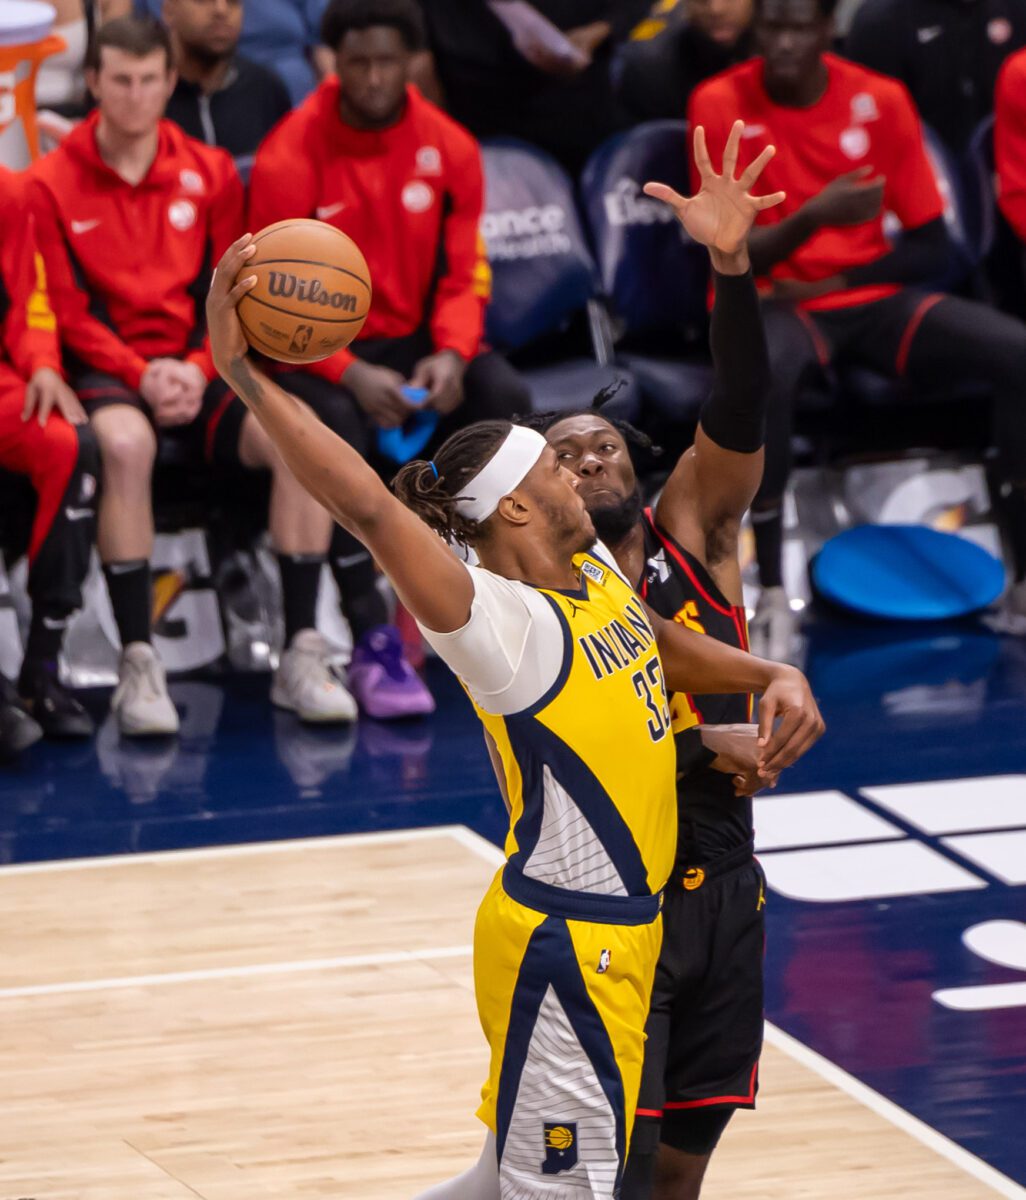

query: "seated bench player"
(29, 16), (360, 735)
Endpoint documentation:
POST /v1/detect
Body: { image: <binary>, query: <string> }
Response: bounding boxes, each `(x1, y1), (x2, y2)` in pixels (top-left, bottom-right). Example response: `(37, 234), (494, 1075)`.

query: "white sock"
(411, 1132), (500, 1200)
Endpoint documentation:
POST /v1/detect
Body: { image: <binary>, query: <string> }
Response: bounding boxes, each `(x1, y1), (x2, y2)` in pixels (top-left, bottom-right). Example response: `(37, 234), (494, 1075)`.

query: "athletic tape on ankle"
(455, 427), (547, 522)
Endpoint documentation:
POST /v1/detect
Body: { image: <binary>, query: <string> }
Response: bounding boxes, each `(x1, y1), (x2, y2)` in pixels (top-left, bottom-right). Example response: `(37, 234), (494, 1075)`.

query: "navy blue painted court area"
(2, 615), (1025, 1192)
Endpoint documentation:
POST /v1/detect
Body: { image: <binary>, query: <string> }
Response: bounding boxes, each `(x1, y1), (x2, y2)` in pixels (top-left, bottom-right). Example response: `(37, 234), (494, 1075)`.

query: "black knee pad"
(660, 1106), (735, 1157)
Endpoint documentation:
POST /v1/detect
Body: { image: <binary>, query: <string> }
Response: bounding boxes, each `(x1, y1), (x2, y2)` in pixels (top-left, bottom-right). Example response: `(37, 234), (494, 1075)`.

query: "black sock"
(278, 553), (323, 645)
(20, 612), (66, 688)
(1002, 483), (1026, 582)
(329, 526), (387, 641)
(752, 504), (784, 589)
(103, 559), (151, 647)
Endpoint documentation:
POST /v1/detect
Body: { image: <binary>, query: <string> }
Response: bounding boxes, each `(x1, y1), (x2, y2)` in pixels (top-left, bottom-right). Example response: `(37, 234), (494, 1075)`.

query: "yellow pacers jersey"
(473, 547), (678, 915)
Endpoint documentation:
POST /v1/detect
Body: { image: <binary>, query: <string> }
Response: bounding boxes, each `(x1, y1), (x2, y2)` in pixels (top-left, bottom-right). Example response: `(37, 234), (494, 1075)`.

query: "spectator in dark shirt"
(845, 0), (1026, 152)
(138, 0), (329, 104)
(162, 0), (292, 182)
(421, 0), (650, 176)
(617, 0), (756, 120)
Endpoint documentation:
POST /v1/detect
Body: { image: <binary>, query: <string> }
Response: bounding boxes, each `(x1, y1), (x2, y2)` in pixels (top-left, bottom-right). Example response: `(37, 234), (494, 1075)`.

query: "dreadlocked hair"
(516, 411), (662, 460)
(515, 377), (662, 459)
(392, 420), (513, 548)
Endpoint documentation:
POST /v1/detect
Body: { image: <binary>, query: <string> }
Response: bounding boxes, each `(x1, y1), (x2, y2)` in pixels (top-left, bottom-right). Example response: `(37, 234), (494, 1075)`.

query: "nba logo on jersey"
(597, 949), (611, 974)
(542, 1122), (578, 1174)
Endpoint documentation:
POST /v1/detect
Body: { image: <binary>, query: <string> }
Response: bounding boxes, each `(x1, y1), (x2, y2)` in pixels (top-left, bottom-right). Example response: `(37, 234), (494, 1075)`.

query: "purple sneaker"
(349, 624), (436, 719)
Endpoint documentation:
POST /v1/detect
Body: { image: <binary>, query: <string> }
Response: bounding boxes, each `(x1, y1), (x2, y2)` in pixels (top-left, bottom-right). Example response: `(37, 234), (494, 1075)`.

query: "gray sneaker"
(111, 642), (180, 737)
(271, 629), (358, 723)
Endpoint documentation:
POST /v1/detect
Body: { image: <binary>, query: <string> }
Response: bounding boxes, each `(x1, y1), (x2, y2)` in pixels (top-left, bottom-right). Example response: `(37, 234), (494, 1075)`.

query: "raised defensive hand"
(643, 120), (786, 258)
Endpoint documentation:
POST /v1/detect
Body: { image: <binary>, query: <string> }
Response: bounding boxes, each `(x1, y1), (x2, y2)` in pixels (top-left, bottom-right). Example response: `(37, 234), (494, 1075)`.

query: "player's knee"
(93, 411), (157, 480)
(654, 1152), (708, 1200)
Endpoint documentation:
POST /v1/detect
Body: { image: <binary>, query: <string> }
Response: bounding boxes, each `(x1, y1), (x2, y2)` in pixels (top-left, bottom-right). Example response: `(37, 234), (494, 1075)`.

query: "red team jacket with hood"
(28, 113), (243, 392)
(247, 80), (491, 381)
(0, 166), (62, 393)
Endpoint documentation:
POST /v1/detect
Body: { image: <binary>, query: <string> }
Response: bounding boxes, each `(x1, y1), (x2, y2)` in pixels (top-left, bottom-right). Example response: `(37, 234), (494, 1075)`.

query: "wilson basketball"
(237, 219), (372, 364)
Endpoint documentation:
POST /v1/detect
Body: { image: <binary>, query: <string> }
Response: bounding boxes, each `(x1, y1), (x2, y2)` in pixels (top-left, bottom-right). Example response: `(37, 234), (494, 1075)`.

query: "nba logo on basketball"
(542, 1122), (578, 1174)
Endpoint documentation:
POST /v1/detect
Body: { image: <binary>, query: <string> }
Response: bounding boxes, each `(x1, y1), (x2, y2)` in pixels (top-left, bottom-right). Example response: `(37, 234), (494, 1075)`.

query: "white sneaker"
(749, 586), (798, 664)
(112, 642), (180, 737)
(983, 579), (1026, 635)
(271, 629), (358, 723)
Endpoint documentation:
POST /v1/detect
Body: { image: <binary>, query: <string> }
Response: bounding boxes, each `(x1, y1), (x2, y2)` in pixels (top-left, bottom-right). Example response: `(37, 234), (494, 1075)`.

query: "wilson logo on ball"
(267, 271), (358, 312)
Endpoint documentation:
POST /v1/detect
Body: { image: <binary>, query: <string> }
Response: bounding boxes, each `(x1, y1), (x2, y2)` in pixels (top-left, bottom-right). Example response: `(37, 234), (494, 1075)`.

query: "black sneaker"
(18, 668), (94, 739)
(0, 674), (42, 760)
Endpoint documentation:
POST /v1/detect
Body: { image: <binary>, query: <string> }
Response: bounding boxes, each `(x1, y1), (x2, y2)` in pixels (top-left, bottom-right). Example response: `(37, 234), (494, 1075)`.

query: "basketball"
(237, 218), (372, 364)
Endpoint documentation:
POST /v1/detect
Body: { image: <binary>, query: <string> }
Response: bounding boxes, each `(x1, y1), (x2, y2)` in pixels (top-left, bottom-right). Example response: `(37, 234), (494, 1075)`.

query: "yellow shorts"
(473, 868), (662, 1199)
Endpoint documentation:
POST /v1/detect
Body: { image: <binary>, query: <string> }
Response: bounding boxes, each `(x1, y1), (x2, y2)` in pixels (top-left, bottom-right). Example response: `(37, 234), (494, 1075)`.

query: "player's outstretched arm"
(644, 121), (780, 585)
(651, 612), (824, 773)
(206, 235), (475, 634)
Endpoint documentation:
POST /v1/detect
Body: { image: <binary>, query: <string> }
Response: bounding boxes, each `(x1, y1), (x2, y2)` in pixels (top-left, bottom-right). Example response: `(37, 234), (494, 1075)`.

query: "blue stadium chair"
(579, 121), (712, 427)
(480, 138), (638, 413)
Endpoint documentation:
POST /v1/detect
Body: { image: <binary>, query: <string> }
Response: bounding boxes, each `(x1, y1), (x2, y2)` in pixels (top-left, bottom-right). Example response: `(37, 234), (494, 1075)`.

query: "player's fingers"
(722, 118), (743, 178)
(758, 706), (802, 769)
(760, 710), (818, 773)
(38, 390), (55, 427)
(757, 692), (778, 747)
(643, 181), (687, 208)
(63, 396), (88, 425)
(213, 235), (255, 292)
(228, 275), (257, 305)
(21, 382), (36, 422)
(738, 143), (775, 190)
(752, 189), (787, 211)
(764, 721), (820, 774)
(693, 124), (714, 179)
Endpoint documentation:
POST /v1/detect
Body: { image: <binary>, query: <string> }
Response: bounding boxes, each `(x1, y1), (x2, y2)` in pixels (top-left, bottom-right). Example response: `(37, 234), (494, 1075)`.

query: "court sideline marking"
(3, 823), (1024, 1198)
(450, 823), (1026, 1200)
(0, 945), (475, 999)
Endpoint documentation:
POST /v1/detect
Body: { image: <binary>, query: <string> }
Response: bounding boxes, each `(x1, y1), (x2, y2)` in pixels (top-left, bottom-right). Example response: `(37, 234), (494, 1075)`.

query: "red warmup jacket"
(0, 165), (61, 392)
(996, 48), (1026, 243)
(689, 55), (943, 312)
(248, 80), (491, 380)
(28, 112), (243, 391)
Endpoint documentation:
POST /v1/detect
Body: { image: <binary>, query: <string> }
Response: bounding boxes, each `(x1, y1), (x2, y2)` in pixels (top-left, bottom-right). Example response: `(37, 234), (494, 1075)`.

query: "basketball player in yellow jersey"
(204, 236), (824, 1199)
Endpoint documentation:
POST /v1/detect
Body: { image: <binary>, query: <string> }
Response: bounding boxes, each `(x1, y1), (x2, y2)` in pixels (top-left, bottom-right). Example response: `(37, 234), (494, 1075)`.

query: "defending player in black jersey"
(530, 120), (786, 1200)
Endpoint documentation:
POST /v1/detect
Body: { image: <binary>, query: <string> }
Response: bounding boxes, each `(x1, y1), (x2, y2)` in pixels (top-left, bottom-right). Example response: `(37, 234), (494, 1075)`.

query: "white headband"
(454, 426), (547, 522)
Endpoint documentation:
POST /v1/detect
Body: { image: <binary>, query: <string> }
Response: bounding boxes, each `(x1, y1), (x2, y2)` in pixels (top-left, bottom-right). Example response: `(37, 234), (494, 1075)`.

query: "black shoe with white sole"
(18, 667), (95, 739)
(0, 674), (43, 759)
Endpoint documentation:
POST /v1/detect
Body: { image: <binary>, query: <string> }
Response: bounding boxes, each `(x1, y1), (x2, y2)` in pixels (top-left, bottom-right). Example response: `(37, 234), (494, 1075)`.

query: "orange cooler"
(0, 1), (65, 169)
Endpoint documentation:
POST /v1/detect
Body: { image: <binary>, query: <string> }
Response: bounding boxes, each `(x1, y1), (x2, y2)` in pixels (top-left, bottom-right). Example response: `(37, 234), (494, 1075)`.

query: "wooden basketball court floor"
(1, 825), (1019, 1200)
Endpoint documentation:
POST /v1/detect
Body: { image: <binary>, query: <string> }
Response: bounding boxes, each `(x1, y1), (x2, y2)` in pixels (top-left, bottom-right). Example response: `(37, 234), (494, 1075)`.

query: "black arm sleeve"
(698, 268), (770, 454)
(747, 209), (818, 275)
(843, 217), (950, 288)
